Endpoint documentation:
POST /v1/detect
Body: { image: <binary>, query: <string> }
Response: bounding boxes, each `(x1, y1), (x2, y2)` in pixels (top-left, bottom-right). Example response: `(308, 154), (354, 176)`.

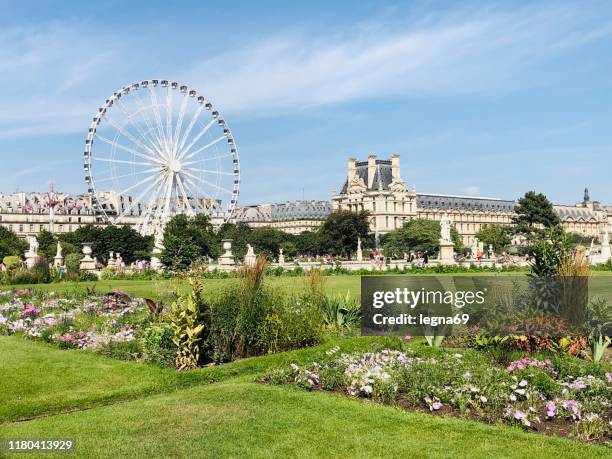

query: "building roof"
(234, 200), (332, 222)
(417, 193), (516, 212)
(340, 159), (394, 193)
(554, 205), (598, 221)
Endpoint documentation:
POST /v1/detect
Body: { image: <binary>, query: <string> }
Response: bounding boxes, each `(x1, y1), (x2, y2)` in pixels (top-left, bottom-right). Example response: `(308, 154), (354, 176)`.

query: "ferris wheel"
(83, 79), (240, 236)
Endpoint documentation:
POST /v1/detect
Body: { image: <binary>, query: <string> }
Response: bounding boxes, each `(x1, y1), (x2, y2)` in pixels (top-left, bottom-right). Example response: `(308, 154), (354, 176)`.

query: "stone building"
(233, 200), (332, 234)
(554, 189), (611, 240)
(0, 191), (140, 238)
(332, 155), (611, 245)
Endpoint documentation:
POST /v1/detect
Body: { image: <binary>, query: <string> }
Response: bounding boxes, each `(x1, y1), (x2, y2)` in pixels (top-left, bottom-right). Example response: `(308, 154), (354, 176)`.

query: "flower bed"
(0, 288), (145, 355)
(265, 345), (611, 443)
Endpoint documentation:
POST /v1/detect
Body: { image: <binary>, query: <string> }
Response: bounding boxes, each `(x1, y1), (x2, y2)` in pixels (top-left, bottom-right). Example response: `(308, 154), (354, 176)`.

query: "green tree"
(0, 226), (26, 261)
(59, 224), (152, 264)
(280, 241), (297, 258)
(382, 218), (462, 257)
(217, 222), (252, 260)
(567, 232), (597, 247)
(248, 227), (289, 258)
(36, 230), (56, 258)
(513, 191), (560, 239)
(161, 214), (219, 270)
(475, 224), (512, 253)
(294, 231), (319, 256)
(318, 210), (371, 258)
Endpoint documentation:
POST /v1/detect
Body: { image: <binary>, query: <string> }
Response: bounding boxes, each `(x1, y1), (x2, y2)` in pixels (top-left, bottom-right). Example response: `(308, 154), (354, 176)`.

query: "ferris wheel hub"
(169, 159), (182, 173)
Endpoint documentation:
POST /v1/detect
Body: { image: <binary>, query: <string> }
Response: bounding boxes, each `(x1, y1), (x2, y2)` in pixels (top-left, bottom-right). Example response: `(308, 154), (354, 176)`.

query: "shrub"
(2, 256), (21, 272)
(141, 322), (177, 367)
(65, 253), (82, 273)
(97, 339), (142, 361)
(169, 279), (207, 370)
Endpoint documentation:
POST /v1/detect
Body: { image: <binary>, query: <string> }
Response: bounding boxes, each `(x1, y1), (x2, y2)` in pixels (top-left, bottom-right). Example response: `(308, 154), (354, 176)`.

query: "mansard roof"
(340, 159), (393, 194)
(416, 193), (516, 212)
(554, 205), (598, 222)
(234, 200), (332, 222)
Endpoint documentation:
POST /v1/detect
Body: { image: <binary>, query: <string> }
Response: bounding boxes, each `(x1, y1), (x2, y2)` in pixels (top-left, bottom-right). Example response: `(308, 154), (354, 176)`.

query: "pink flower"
(403, 335), (412, 341)
(431, 401), (442, 411)
(546, 402), (556, 418)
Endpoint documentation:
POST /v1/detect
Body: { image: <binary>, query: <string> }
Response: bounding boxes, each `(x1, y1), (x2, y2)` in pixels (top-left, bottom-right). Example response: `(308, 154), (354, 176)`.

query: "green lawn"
(0, 335), (388, 422)
(0, 276), (360, 298)
(1, 271), (610, 301)
(2, 336), (610, 458)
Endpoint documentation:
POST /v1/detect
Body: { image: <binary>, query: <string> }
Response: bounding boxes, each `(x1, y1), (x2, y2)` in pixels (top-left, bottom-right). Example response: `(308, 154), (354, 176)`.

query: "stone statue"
(603, 230), (610, 246)
(356, 237), (363, 262)
(54, 241), (64, 268)
(439, 213), (452, 243)
(27, 235), (38, 255)
(244, 244), (256, 267)
(278, 248), (285, 266)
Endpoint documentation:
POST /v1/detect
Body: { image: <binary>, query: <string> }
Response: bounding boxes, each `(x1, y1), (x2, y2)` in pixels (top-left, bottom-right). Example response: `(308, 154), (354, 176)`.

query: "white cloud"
(186, 5), (612, 113)
(0, 4), (611, 138)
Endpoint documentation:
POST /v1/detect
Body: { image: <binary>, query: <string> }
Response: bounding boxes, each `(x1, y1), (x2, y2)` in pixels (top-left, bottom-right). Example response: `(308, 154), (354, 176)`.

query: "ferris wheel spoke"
(116, 98), (162, 154)
(95, 134), (163, 165)
(165, 87), (174, 153)
(148, 86), (169, 157)
(94, 167), (161, 184)
(102, 116), (163, 161)
(177, 118), (216, 160)
(182, 170), (232, 195)
(182, 136), (226, 161)
(115, 174), (165, 224)
(176, 173), (195, 215)
(160, 173), (175, 223)
(133, 89), (165, 148)
(172, 94), (189, 156)
(177, 103), (205, 153)
(182, 153), (233, 166)
(186, 167), (234, 176)
(91, 156), (152, 167)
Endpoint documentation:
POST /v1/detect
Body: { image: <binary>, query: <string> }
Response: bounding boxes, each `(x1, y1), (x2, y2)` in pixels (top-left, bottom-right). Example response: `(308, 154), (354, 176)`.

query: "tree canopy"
(60, 224), (153, 264)
(475, 224), (512, 253)
(161, 214), (219, 270)
(317, 210), (371, 258)
(0, 226), (26, 261)
(513, 191), (560, 239)
(382, 218), (462, 257)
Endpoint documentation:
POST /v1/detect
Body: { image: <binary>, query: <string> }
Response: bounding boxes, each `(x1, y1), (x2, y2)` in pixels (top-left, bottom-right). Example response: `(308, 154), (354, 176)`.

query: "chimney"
(367, 154), (377, 189)
(391, 154), (400, 181)
(348, 158), (357, 183)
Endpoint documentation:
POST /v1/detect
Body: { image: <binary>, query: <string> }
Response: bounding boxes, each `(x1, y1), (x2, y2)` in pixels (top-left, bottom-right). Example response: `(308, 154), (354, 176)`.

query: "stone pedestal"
(278, 249), (285, 267)
(79, 243), (97, 272)
(438, 241), (456, 265)
(53, 255), (64, 268)
(218, 239), (235, 267)
(601, 243), (611, 262)
(25, 253), (37, 269)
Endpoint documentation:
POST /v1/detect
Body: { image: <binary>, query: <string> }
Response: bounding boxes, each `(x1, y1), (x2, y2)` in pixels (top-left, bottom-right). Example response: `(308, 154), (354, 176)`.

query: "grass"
(2, 272), (610, 300)
(4, 380), (609, 458)
(2, 336), (611, 457)
(0, 334), (390, 423)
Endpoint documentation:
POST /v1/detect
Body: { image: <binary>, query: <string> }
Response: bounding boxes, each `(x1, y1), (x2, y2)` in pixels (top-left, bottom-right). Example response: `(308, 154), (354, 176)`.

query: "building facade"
(233, 200), (332, 234)
(0, 191), (140, 238)
(332, 155), (611, 245)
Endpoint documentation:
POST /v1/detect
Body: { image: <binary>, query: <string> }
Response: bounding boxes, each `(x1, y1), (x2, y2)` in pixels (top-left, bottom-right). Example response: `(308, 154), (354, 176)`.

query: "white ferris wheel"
(83, 79), (240, 236)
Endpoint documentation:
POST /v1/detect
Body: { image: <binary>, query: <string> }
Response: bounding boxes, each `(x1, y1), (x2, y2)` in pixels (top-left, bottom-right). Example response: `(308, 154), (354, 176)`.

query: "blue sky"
(1, 0), (611, 206)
